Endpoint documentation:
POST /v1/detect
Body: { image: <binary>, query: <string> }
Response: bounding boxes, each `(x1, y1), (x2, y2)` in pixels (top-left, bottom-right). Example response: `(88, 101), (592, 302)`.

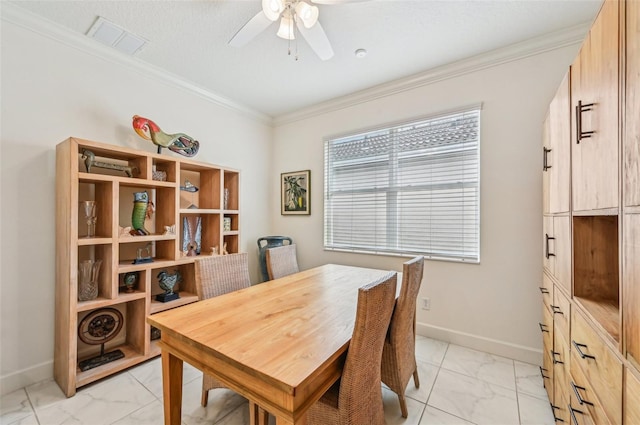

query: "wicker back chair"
(307, 272), (397, 425)
(265, 244), (299, 280)
(380, 256), (425, 418)
(193, 253), (251, 407)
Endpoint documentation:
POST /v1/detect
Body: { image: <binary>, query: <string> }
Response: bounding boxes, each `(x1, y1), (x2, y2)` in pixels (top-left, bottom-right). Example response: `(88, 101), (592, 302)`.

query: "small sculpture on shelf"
(180, 179), (198, 209)
(156, 270), (181, 303)
(77, 308), (125, 371)
(133, 243), (154, 264)
(82, 149), (138, 177)
(119, 226), (133, 238)
(210, 246), (219, 256)
(131, 191), (154, 236)
(123, 272), (138, 293)
(163, 224), (176, 235)
(132, 115), (200, 157)
(221, 242), (228, 256)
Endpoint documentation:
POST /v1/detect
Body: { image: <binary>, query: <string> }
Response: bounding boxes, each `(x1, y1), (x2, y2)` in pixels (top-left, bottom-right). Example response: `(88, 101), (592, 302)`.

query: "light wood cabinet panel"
(543, 215), (555, 274)
(554, 216), (571, 294)
(623, 213), (640, 368)
(570, 361), (613, 425)
(571, 0), (619, 211)
(625, 367), (640, 425)
(547, 72), (571, 214)
(625, 0), (640, 207)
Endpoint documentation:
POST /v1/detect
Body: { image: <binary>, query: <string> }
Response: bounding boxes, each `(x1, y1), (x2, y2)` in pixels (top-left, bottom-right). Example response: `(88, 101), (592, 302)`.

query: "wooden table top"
(148, 264), (396, 394)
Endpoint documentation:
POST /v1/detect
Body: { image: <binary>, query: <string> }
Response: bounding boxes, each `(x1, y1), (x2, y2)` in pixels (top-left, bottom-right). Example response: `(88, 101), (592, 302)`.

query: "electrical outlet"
(422, 298), (431, 310)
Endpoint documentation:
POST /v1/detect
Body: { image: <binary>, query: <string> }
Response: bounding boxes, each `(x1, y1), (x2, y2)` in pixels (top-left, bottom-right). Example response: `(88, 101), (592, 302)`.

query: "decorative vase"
(257, 236), (293, 282)
(78, 259), (102, 301)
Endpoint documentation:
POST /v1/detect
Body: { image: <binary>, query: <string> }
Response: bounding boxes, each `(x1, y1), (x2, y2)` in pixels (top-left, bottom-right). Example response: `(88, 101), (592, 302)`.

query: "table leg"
(249, 401), (269, 425)
(162, 350), (183, 425)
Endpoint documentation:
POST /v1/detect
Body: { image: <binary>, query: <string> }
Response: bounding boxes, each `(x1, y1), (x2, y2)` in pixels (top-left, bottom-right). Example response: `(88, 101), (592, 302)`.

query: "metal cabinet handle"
(551, 305), (564, 315)
(551, 350), (564, 364)
(550, 404), (565, 423)
(539, 287), (550, 294)
(539, 366), (550, 380)
(571, 381), (594, 406)
(569, 404), (584, 425)
(575, 100), (595, 144)
(546, 233), (556, 259)
(543, 147), (552, 171)
(539, 322), (550, 333)
(572, 340), (596, 360)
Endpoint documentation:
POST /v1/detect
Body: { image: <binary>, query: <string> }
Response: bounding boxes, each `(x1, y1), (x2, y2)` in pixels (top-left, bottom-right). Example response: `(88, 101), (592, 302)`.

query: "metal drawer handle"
(539, 287), (550, 294)
(539, 322), (550, 333)
(539, 366), (550, 380)
(569, 404), (584, 425)
(572, 341), (596, 360)
(543, 147), (552, 171)
(551, 350), (564, 364)
(551, 305), (564, 315)
(571, 381), (594, 406)
(575, 100), (595, 144)
(550, 404), (565, 423)
(545, 234), (556, 259)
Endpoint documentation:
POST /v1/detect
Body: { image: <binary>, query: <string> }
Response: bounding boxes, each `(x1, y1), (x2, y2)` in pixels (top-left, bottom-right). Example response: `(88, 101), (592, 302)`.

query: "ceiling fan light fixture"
(262, 0), (284, 21)
(277, 16), (296, 40)
(295, 2), (319, 29)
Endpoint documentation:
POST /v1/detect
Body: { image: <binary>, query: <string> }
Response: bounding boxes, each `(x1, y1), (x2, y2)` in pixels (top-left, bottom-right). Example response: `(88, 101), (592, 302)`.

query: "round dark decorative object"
(78, 308), (124, 346)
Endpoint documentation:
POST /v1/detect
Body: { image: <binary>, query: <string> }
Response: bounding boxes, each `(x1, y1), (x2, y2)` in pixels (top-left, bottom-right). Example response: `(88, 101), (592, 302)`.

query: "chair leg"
(413, 368), (421, 388)
(201, 389), (209, 407)
(398, 394), (409, 418)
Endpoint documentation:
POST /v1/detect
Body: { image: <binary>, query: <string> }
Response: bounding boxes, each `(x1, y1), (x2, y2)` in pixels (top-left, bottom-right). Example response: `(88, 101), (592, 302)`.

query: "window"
(323, 106), (480, 262)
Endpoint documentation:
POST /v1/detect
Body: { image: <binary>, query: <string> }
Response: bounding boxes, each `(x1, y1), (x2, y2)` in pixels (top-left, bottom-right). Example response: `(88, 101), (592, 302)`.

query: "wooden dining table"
(147, 263), (397, 425)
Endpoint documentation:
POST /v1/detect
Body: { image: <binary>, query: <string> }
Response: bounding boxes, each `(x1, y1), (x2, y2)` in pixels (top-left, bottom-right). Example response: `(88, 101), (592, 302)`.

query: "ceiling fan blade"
(229, 11), (273, 47)
(296, 19), (334, 61)
(311, 0), (370, 4)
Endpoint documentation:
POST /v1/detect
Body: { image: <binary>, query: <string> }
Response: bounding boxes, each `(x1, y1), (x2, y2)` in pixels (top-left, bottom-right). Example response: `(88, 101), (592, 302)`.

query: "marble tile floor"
(1, 336), (555, 425)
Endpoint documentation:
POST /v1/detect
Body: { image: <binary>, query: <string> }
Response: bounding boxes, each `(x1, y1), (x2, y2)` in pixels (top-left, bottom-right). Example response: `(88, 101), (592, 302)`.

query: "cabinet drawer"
(571, 309), (622, 424)
(551, 383), (570, 424)
(540, 272), (553, 313)
(569, 359), (612, 425)
(553, 287), (570, 342)
(542, 301), (553, 353)
(553, 332), (570, 395)
(542, 348), (554, 402)
(626, 368), (640, 425)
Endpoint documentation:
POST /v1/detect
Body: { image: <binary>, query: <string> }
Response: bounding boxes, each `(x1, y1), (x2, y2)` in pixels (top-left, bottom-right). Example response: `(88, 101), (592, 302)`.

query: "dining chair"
(306, 271), (397, 425)
(380, 255), (425, 418)
(193, 253), (252, 408)
(265, 243), (299, 280)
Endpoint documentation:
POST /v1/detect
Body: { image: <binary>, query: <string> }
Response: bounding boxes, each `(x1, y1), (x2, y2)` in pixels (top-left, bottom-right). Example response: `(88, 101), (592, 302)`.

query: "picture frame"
(281, 170), (310, 215)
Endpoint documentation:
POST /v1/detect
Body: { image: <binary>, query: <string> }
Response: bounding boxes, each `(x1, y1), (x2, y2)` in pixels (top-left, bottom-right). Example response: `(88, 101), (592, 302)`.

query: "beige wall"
(270, 46), (578, 363)
(0, 19), (272, 393)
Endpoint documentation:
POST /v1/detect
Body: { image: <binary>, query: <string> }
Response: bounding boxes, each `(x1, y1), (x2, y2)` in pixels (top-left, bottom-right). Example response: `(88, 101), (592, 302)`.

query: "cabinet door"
(626, 368), (640, 425)
(554, 216), (571, 294)
(548, 73), (571, 214)
(624, 213), (640, 368)
(543, 215), (555, 274)
(542, 113), (551, 214)
(625, 0), (640, 207)
(571, 0), (619, 211)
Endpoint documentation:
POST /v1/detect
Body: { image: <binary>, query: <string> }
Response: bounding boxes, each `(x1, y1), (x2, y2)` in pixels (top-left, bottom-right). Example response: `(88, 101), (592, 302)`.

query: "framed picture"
(281, 170), (310, 215)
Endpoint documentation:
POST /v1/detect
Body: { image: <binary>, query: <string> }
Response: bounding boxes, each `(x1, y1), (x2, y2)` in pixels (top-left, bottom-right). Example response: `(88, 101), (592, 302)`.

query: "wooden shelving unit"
(54, 137), (240, 397)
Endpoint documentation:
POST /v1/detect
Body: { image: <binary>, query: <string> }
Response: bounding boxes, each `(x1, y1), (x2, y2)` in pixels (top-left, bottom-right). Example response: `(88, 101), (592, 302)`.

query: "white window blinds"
(324, 107), (480, 262)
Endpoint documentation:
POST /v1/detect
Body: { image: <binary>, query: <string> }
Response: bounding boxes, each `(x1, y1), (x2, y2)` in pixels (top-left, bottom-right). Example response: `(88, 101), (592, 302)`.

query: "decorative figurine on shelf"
(131, 191), (154, 236)
(123, 272), (138, 293)
(119, 226), (133, 238)
(163, 224), (176, 235)
(210, 246), (219, 256)
(156, 270), (181, 302)
(133, 242), (154, 264)
(180, 179), (198, 209)
(182, 216), (202, 256)
(77, 308), (125, 371)
(82, 149), (138, 177)
(221, 242), (229, 255)
(132, 115), (199, 157)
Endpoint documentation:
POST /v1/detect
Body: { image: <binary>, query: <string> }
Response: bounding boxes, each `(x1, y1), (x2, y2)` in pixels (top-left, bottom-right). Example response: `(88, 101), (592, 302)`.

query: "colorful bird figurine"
(132, 115), (199, 157)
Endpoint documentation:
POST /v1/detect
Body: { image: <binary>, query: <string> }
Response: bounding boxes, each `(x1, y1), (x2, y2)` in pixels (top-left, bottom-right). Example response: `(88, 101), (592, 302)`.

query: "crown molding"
(273, 23), (589, 126)
(1, 2), (273, 125)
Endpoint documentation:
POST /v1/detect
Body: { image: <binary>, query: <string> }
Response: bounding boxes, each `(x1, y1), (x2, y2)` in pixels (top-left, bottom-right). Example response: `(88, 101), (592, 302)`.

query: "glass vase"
(78, 259), (102, 301)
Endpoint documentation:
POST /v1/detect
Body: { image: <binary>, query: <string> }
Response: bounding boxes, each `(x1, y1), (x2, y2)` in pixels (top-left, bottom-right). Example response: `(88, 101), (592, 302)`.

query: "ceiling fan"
(230, 0), (365, 61)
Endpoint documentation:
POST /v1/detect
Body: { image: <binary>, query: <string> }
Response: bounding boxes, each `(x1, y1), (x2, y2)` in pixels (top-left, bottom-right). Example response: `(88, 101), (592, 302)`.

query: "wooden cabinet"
(54, 138), (241, 397)
(541, 1), (639, 423)
(571, 0), (619, 212)
(543, 72), (571, 214)
(624, 0), (640, 207)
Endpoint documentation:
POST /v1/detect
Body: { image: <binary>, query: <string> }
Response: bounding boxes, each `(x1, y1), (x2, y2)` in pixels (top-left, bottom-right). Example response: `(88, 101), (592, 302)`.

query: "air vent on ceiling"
(86, 16), (147, 56)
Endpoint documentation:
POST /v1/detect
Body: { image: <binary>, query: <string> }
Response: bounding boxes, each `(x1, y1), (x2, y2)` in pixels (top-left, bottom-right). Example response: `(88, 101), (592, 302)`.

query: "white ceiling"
(8, 0), (602, 118)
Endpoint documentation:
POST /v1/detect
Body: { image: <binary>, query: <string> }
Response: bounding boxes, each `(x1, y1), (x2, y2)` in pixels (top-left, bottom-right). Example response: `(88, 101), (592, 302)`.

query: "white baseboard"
(0, 360), (53, 396)
(417, 322), (543, 366)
